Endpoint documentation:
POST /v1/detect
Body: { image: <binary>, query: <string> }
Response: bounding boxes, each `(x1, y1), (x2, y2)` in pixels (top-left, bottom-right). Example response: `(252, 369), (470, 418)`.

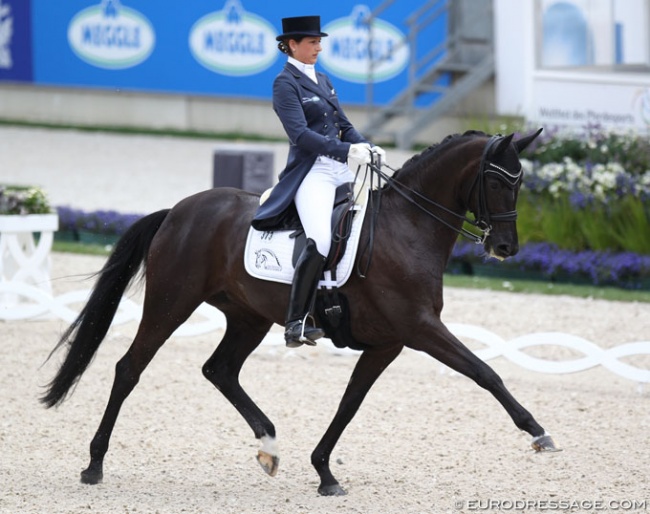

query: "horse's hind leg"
(409, 323), (559, 452)
(201, 313), (279, 475)
(80, 305), (199, 484)
(311, 344), (403, 496)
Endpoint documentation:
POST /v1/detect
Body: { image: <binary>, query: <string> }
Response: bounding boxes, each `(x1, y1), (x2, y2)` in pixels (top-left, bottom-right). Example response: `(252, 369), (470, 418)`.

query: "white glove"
(372, 145), (386, 166)
(347, 143), (372, 167)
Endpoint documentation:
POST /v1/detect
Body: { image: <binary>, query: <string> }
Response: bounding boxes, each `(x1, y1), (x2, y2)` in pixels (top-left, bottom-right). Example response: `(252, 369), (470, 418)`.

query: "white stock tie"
(303, 64), (318, 84)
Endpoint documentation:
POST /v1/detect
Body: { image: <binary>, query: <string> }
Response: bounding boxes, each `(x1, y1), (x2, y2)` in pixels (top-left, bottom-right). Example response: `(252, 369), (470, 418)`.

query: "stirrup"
(285, 319), (323, 348)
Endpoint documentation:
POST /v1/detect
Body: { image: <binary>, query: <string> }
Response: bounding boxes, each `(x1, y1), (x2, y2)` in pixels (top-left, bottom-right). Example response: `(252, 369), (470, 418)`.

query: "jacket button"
(323, 113), (328, 117)
(324, 124), (328, 129)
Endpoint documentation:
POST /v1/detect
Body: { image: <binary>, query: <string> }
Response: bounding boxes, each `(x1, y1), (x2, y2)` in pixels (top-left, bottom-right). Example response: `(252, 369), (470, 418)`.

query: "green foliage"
(53, 241), (112, 256)
(607, 196), (650, 254)
(443, 273), (650, 303)
(531, 129), (650, 175)
(0, 185), (53, 215)
(460, 115), (527, 136)
(517, 127), (650, 255)
(517, 193), (650, 254)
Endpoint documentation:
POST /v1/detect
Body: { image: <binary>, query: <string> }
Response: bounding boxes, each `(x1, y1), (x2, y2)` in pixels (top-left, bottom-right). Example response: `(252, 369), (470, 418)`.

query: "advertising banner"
(0, 0), (33, 82)
(532, 78), (650, 130)
(20, 0), (446, 106)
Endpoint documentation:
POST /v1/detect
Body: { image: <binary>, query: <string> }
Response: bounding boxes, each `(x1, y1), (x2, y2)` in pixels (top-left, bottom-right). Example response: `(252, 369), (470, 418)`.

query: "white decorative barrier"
(0, 214), (58, 309)
(0, 282), (226, 337)
(446, 323), (650, 384)
(1, 285), (648, 384)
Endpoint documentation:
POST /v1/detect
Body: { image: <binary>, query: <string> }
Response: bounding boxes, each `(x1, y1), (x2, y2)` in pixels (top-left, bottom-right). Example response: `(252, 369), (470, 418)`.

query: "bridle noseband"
(469, 135), (523, 241)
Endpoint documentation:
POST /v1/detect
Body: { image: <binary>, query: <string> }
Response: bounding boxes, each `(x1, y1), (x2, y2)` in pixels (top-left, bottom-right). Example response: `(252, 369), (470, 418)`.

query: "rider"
(252, 15), (386, 348)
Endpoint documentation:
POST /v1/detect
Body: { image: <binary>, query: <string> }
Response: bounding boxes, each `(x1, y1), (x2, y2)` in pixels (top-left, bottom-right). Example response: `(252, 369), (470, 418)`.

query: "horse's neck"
(397, 146), (478, 218)
(380, 143), (479, 258)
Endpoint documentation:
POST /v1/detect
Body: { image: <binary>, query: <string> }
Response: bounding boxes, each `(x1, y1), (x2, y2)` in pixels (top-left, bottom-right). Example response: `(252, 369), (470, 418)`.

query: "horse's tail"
(40, 209), (171, 408)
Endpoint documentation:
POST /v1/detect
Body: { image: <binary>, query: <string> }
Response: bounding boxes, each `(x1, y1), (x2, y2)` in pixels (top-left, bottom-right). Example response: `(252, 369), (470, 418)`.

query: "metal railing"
(362, 0), (494, 149)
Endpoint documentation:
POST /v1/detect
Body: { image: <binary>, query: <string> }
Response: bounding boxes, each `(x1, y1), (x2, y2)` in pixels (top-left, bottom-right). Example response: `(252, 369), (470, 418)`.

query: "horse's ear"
(514, 128), (543, 154)
(493, 133), (515, 156)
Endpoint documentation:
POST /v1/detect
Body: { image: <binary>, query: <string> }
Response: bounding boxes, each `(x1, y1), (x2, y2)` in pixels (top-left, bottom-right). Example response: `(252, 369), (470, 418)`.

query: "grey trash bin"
(212, 149), (274, 194)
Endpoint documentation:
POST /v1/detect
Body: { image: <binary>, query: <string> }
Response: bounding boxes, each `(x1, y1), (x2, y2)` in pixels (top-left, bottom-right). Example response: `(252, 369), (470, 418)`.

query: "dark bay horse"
(42, 129), (558, 496)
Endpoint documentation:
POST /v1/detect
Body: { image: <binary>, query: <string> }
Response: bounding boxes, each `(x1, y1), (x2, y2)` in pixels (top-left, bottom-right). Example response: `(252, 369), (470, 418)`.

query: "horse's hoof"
(80, 467), (103, 485)
(318, 483), (347, 496)
(531, 433), (562, 452)
(256, 450), (279, 477)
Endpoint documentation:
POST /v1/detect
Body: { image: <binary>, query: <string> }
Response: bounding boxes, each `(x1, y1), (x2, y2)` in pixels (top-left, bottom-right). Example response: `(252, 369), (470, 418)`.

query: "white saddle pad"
(244, 193), (368, 288)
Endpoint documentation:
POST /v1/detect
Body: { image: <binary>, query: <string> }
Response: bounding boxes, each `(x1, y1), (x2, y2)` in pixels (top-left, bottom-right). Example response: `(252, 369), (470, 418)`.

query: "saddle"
(246, 182), (369, 348)
(258, 182), (357, 271)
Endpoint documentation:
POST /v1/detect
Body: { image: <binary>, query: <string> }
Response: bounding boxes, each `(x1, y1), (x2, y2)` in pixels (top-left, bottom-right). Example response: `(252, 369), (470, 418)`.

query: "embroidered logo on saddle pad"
(244, 197), (368, 287)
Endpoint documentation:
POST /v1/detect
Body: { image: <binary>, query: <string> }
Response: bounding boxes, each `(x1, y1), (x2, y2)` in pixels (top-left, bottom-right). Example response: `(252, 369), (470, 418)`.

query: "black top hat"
(276, 16), (328, 41)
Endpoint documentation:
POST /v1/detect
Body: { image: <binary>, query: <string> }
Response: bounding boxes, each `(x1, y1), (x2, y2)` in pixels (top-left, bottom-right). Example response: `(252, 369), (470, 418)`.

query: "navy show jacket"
(251, 62), (368, 230)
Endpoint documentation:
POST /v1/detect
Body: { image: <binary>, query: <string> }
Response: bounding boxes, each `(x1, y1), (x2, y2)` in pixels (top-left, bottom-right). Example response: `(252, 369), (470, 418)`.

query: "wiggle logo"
(319, 5), (409, 84)
(189, 0), (277, 76)
(67, 0), (155, 69)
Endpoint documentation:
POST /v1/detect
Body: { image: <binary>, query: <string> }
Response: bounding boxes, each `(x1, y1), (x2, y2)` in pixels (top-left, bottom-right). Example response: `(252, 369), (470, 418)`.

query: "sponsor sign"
(532, 78), (650, 131)
(67, 0), (155, 69)
(320, 5), (409, 84)
(189, 0), (277, 76)
(18, 1), (435, 104)
(0, 0), (33, 81)
(634, 87), (650, 127)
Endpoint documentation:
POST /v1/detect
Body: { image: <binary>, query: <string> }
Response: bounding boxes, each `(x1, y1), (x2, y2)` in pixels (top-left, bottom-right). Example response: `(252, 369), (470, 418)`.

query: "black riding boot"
(285, 238), (326, 348)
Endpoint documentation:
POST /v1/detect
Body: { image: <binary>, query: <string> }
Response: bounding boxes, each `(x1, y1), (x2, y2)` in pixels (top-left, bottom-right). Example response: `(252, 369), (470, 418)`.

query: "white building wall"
(494, 0), (650, 133)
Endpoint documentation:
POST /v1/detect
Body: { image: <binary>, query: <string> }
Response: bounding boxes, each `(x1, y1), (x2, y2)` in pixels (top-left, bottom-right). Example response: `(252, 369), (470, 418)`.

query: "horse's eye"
(488, 179), (501, 191)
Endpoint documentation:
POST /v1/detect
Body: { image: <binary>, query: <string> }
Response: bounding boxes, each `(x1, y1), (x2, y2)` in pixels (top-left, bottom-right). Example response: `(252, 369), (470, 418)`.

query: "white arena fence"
(1, 282), (649, 387)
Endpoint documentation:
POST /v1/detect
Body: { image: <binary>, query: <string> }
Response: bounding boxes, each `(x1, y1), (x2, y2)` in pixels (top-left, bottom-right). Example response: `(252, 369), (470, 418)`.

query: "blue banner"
(0, 0), (33, 82)
(9, 0), (447, 106)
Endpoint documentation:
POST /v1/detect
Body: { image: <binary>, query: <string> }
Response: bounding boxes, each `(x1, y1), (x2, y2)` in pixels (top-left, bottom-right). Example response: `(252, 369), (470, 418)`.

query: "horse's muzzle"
(485, 237), (519, 260)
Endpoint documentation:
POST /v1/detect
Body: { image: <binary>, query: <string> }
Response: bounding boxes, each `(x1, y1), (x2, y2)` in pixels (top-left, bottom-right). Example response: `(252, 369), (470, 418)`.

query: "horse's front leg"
(311, 344), (403, 496)
(201, 316), (281, 476)
(408, 321), (560, 452)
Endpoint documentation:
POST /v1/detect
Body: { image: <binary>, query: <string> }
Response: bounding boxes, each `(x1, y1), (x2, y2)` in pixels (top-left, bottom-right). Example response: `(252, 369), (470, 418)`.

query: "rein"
(355, 135), (522, 277)
(376, 135), (521, 245)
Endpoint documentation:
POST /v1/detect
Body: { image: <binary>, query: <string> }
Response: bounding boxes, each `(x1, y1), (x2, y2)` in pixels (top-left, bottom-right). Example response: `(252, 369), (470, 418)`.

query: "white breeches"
(294, 156), (356, 257)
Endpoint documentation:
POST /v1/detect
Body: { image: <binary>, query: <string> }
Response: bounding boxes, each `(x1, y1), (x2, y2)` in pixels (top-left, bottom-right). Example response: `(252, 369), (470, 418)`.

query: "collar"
(287, 56), (318, 83)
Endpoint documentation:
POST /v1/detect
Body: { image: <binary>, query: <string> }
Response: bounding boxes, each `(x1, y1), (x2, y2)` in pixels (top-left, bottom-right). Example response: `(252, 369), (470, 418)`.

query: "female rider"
(252, 15), (385, 348)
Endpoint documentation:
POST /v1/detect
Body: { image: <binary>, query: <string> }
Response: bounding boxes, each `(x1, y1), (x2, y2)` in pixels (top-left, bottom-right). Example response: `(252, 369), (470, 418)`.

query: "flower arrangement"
(516, 125), (650, 254)
(0, 185), (53, 215)
(56, 206), (144, 236)
(450, 240), (650, 290)
(522, 125), (650, 203)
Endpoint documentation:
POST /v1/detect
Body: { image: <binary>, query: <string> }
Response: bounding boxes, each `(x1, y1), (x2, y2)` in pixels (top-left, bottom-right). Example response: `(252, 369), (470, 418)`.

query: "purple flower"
(451, 240), (650, 289)
(56, 206), (145, 235)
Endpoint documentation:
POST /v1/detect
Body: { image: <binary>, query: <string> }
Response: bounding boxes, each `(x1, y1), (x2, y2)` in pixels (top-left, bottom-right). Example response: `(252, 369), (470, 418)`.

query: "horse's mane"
(390, 130), (488, 182)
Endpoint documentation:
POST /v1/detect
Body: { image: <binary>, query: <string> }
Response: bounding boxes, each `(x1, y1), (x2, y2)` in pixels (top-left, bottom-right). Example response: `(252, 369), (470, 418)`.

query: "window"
(537, 0), (650, 69)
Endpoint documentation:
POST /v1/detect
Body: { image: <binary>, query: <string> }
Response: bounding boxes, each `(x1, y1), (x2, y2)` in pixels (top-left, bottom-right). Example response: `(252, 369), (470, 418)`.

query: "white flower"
(520, 158), (534, 174)
(548, 182), (562, 198)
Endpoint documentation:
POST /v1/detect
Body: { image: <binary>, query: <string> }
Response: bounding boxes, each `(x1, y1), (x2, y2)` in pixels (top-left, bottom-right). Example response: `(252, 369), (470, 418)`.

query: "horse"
(41, 129), (559, 497)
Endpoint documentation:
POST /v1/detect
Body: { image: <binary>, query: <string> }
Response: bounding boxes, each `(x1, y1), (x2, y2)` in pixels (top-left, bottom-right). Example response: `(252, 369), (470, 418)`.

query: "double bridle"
(366, 135), (523, 245)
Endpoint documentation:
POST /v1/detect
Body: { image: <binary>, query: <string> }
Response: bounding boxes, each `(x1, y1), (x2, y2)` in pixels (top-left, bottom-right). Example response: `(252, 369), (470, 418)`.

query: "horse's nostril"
(497, 243), (518, 256)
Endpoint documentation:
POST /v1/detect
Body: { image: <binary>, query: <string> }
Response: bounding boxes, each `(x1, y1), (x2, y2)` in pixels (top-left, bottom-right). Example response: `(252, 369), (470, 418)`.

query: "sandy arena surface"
(1, 126), (649, 513)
